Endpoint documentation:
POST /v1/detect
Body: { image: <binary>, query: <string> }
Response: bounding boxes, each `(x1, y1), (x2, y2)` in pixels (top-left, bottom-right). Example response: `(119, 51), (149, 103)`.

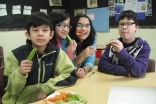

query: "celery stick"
(66, 95), (75, 102)
(66, 34), (72, 42)
(55, 100), (64, 104)
(74, 94), (86, 102)
(81, 98), (87, 104)
(27, 48), (37, 60)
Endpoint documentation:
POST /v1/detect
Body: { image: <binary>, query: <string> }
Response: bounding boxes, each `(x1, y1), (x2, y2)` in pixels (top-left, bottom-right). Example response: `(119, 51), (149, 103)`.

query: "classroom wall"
(0, 28), (156, 66)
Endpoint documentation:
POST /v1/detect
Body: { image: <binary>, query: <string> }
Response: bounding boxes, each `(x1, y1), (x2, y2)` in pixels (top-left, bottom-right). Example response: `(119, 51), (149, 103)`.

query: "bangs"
(26, 12), (53, 34)
(56, 14), (69, 23)
(28, 16), (52, 28)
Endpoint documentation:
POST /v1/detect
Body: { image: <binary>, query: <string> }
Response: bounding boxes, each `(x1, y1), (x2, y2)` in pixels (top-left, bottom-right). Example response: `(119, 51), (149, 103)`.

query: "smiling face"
(55, 18), (70, 40)
(25, 25), (53, 48)
(118, 17), (138, 43)
(76, 17), (91, 42)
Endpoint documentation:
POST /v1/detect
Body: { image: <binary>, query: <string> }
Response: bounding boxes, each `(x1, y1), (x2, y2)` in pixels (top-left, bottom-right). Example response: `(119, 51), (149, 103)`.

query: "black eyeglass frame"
(76, 23), (91, 28)
(56, 23), (72, 29)
(118, 22), (136, 27)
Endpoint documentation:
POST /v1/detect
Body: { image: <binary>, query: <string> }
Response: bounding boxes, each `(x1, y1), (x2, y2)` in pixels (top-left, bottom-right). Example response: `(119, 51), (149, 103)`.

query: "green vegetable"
(74, 94), (87, 103)
(27, 48), (37, 60)
(66, 95), (75, 102)
(66, 34), (72, 42)
(55, 100), (64, 104)
(66, 93), (87, 104)
(81, 98), (87, 104)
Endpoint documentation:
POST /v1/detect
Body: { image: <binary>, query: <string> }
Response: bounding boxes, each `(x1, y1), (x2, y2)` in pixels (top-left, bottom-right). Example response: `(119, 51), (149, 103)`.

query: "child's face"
(118, 17), (138, 43)
(25, 25), (53, 47)
(76, 17), (91, 42)
(55, 18), (70, 40)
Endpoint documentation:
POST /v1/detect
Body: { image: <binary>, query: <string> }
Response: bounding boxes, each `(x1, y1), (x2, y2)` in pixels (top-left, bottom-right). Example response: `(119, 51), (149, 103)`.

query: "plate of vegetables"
(43, 92), (87, 104)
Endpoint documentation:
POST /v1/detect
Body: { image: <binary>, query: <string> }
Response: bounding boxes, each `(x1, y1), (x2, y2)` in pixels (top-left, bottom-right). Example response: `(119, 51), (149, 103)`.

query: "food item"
(43, 92), (87, 104)
(76, 32), (82, 36)
(106, 42), (111, 46)
(55, 100), (63, 104)
(27, 47), (37, 60)
(66, 34), (72, 42)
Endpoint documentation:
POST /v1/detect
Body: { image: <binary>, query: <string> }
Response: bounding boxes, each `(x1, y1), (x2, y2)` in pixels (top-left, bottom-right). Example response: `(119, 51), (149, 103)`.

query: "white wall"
(0, 31), (26, 58)
(0, 29), (156, 61)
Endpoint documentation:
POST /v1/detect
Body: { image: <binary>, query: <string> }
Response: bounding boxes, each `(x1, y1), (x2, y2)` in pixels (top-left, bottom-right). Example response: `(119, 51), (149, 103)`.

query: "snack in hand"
(66, 34), (72, 42)
(27, 47), (37, 60)
(76, 32), (82, 36)
(106, 42), (111, 47)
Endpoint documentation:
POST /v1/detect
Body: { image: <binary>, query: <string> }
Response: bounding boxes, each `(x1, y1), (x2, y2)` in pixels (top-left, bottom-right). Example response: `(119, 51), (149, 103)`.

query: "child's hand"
(81, 46), (95, 58)
(37, 89), (46, 101)
(19, 60), (33, 76)
(66, 40), (77, 54)
(76, 68), (85, 78)
(110, 39), (123, 53)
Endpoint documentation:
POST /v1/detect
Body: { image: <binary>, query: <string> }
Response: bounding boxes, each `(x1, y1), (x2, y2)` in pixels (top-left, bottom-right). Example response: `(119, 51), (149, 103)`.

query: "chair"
(0, 46), (5, 104)
(0, 67), (5, 104)
(0, 46), (4, 67)
(146, 59), (155, 72)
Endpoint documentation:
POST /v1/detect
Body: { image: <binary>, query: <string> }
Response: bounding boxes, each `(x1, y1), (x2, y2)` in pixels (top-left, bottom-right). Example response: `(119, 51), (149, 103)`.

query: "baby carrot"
(76, 32), (82, 36)
(47, 95), (62, 101)
(27, 47), (37, 60)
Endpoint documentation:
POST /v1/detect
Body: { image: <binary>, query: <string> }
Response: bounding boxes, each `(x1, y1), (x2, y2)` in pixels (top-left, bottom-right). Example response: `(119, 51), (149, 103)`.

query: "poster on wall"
(74, 9), (86, 16)
(86, 7), (109, 32)
(0, 4), (7, 16)
(108, 0), (152, 17)
(49, 0), (62, 6)
(146, 0), (152, 16)
(87, 0), (98, 8)
(108, 0), (115, 17)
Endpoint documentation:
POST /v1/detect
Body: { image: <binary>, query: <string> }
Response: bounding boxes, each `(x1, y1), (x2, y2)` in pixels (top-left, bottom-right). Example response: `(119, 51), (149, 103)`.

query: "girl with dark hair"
(49, 11), (77, 59)
(69, 14), (97, 78)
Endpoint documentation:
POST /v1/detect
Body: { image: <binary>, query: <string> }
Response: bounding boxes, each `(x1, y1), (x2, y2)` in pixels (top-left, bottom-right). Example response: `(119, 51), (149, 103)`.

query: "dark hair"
(118, 10), (139, 26)
(26, 12), (53, 44)
(69, 14), (96, 55)
(49, 11), (71, 45)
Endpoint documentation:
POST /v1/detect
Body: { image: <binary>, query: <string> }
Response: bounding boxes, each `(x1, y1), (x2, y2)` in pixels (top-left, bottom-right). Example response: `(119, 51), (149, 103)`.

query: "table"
(32, 66), (156, 104)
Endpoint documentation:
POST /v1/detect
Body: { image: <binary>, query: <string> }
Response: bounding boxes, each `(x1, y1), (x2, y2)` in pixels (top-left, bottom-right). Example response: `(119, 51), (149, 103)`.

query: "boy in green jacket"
(2, 12), (78, 104)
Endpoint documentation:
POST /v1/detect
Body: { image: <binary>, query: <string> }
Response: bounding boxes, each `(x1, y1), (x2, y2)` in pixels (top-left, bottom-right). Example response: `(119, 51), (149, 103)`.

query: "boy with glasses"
(98, 10), (150, 78)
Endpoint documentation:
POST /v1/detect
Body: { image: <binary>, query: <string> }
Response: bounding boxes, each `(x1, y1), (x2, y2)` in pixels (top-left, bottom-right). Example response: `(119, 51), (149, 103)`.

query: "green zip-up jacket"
(2, 44), (78, 104)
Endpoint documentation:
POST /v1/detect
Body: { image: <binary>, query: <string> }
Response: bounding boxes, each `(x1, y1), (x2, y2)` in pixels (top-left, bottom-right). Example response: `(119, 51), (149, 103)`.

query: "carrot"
(47, 95), (62, 101)
(76, 32), (82, 36)
(42, 99), (56, 104)
(66, 92), (72, 96)
(43, 92), (73, 103)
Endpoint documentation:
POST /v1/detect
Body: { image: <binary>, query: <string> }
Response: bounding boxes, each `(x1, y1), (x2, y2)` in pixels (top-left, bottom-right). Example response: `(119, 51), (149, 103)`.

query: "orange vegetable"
(47, 95), (62, 101)
(42, 99), (56, 104)
(76, 32), (82, 36)
(42, 92), (73, 103)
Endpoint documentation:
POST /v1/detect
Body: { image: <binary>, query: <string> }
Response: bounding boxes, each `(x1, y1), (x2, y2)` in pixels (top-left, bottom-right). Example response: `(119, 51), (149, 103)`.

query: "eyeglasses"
(77, 23), (91, 29)
(118, 22), (135, 27)
(56, 23), (72, 29)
